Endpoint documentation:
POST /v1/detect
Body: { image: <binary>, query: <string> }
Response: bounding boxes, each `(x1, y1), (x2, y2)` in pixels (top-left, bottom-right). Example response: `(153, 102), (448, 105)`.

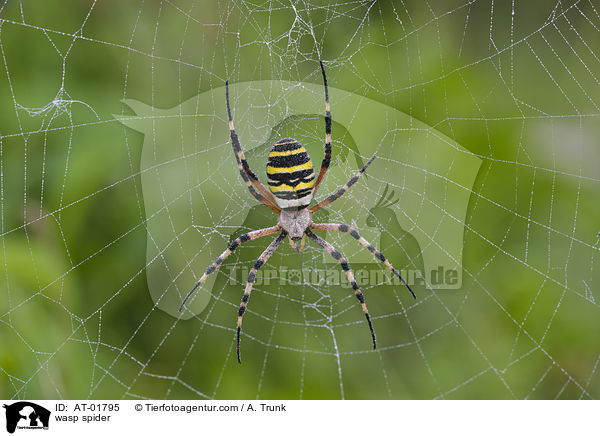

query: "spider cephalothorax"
(180, 61), (415, 363)
(278, 207), (312, 240)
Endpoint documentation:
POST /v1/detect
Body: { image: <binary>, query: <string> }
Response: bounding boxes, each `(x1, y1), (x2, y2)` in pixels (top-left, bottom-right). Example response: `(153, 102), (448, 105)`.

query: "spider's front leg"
(179, 225), (281, 312)
(236, 230), (287, 363)
(311, 223), (415, 298)
(305, 229), (377, 349)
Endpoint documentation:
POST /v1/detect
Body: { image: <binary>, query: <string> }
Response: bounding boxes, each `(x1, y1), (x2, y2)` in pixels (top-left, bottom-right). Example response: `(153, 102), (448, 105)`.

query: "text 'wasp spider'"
(180, 62), (415, 363)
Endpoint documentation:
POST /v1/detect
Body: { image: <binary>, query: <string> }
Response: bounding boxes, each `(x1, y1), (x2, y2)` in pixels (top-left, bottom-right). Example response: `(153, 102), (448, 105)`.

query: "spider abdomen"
(266, 138), (315, 210)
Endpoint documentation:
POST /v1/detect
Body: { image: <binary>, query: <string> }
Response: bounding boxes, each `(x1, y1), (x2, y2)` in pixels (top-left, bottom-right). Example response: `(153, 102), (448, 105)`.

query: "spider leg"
(305, 229), (376, 349)
(179, 225), (281, 312)
(311, 223), (416, 299)
(237, 230), (287, 363)
(310, 155), (375, 213)
(225, 81), (280, 213)
(312, 60), (332, 196)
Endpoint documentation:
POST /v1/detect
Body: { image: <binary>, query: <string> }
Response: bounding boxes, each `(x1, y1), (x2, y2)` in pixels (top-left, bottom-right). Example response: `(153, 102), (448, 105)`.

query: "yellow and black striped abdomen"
(266, 138), (315, 210)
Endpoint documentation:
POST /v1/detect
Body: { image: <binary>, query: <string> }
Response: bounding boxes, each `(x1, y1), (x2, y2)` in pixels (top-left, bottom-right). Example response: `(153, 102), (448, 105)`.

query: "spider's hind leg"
(225, 81), (280, 213)
(310, 155), (375, 213)
(312, 60), (333, 196)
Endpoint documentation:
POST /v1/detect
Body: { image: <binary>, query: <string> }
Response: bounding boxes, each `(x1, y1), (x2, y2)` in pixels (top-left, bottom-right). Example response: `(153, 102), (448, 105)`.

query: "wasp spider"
(180, 62), (415, 363)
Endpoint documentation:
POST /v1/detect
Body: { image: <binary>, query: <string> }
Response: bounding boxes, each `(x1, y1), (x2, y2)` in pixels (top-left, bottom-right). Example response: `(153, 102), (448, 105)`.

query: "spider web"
(1, 0), (599, 400)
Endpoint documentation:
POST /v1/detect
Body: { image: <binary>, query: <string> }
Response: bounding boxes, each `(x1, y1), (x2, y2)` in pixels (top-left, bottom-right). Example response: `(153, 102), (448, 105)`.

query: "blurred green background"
(1, 0), (599, 399)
